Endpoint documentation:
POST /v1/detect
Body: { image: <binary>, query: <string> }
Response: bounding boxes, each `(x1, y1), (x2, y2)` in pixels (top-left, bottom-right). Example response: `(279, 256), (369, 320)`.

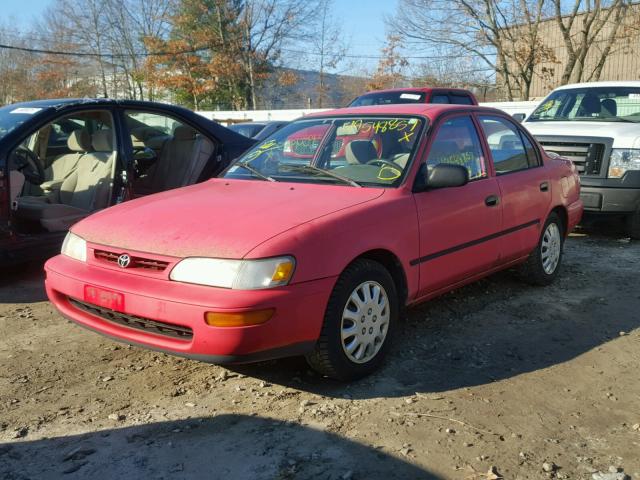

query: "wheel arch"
(348, 249), (409, 307)
(550, 205), (568, 237)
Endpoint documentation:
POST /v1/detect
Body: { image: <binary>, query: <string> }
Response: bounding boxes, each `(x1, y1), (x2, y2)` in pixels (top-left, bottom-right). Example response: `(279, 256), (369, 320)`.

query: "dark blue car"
(0, 98), (254, 267)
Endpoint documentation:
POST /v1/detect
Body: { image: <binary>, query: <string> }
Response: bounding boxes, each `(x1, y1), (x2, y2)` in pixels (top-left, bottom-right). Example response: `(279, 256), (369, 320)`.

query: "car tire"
(305, 259), (398, 381)
(626, 209), (640, 240)
(519, 212), (564, 286)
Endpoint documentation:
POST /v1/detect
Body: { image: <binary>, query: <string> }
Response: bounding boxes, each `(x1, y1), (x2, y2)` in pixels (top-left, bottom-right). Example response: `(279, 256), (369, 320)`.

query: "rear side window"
(425, 115), (486, 180)
(479, 116), (530, 174)
(521, 132), (540, 167)
(349, 91), (426, 106)
(451, 94), (473, 105)
(430, 94), (449, 104)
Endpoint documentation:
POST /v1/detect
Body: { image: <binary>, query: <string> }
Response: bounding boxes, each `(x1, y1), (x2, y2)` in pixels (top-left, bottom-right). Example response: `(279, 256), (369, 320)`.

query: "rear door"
(476, 114), (551, 262)
(413, 113), (502, 297)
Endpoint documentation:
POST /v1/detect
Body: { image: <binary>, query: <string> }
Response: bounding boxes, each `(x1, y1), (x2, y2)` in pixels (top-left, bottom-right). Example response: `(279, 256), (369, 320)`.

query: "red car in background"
(349, 87), (479, 107)
(45, 104), (582, 380)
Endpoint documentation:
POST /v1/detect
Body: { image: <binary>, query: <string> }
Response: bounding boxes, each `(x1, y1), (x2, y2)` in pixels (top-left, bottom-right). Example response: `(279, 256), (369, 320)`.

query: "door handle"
(485, 195), (500, 207)
(540, 181), (549, 192)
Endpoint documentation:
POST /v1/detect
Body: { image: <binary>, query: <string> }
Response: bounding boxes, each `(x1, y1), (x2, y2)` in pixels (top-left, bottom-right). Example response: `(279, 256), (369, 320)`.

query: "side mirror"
(512, 113), (526, 123)
(415, 163), (469, 191)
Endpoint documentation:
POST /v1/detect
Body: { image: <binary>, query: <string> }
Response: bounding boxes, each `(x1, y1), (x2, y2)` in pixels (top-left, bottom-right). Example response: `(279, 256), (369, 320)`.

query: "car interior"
(6, 110), (217, 233)
(10, 111), (117, 233)
(124, 111), (215, 196)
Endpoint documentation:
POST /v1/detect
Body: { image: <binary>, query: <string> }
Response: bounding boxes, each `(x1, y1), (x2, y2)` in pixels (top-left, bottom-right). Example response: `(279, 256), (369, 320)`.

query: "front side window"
(528, 87), (640, 123)
(425, 115), (486, 180)
(224, 116), (425, 187)
(479, 116), (530, 174)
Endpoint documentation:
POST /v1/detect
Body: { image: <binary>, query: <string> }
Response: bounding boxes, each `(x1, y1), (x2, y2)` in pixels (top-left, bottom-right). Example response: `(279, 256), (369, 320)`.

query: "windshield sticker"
(10, 107), (42, 115)
(629, 93), (640, 100)
(347, 118), (419, 135)
(537, 100), (555, 113)
(400, 93), (422, 100)
(244, 139), (280, 161)
(377, 166), (402, 180)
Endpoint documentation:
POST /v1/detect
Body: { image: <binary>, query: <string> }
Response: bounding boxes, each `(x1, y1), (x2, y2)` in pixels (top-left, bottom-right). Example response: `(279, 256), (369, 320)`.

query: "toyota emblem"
(117, 254), (131, 268)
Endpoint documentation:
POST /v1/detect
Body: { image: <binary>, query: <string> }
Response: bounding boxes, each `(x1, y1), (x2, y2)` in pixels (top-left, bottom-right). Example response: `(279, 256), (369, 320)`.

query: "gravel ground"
(1, 220), (639, 480)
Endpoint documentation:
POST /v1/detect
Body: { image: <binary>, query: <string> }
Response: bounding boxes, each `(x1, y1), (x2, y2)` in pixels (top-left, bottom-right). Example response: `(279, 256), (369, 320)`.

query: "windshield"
(0, 105), (44, 141)
(223, 116), (425, 187)
(349, 91), (426, 107)
(528, 87), (640, 123)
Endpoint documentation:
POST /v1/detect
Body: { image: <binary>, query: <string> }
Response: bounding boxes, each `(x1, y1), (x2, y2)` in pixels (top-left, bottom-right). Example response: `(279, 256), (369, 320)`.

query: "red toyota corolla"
(45, 104), (583, 380)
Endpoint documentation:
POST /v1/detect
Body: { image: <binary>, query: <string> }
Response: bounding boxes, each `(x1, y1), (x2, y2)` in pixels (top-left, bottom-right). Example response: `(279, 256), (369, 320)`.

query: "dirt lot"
(1, 221), (639, 480)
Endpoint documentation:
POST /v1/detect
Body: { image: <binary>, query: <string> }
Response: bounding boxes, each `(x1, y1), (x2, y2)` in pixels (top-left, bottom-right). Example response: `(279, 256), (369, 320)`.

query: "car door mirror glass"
(425, 163), (469, 189)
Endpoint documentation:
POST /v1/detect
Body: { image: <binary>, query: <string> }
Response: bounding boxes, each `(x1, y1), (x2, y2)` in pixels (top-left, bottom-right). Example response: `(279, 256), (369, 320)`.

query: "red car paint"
(45, 104), (583, 364)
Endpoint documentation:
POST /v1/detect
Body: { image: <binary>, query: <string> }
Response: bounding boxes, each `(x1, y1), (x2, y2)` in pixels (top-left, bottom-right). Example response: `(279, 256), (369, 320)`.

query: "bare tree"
(235, 0), (321, 109)
(309, 0), (346, 107)
(551, 0), (629, 84)
(389, 0), (559, 100)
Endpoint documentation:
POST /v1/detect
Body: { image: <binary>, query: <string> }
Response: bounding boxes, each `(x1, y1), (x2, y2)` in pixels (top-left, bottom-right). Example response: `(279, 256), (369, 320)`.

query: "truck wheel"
(626, 209), (640, 240)
(306, 259), (398, 381)
(519, 212), (564, 286)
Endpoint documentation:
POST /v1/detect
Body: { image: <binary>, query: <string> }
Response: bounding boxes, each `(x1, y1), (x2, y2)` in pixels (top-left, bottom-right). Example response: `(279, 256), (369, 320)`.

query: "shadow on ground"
(0, 262), (47, 304)
(0, 415), (441, 480)
(228, 224), (640, 399)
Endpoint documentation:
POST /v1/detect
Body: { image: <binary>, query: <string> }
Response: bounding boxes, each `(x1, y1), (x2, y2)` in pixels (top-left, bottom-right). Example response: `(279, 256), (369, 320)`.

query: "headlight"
(169, 256), (295, 290)
(61, 231), (87, 262)
(608, 149), (640, 178)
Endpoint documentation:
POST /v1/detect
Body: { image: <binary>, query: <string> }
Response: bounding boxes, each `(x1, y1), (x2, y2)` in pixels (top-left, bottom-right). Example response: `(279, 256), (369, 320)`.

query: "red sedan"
(45, 104), (583, 380)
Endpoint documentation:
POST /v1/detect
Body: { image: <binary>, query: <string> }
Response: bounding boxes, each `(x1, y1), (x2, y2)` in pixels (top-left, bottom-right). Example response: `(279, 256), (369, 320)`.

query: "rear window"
(349, 91), (426, 107)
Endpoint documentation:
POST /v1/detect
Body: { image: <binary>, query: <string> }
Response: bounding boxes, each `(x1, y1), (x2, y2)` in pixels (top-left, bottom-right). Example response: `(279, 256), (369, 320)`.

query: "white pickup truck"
(524, 81), (640, 238)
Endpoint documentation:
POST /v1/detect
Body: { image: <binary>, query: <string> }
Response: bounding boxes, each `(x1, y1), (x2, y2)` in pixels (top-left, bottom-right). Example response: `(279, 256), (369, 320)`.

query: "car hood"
(524, 120), (640, 148)
(73, 179), (384, 259)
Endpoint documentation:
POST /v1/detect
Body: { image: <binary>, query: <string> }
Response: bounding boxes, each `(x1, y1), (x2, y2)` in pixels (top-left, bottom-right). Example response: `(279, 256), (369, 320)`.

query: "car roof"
(304, 103), (505, 119)
(553, 81), (640, 90)
(358, 87), (474, 95)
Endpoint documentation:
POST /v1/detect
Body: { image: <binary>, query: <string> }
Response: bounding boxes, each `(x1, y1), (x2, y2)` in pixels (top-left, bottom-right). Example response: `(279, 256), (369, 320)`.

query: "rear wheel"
(306, 259), (398, 380)
(519, 212), (564, 286)
(626, 208), (640, 240)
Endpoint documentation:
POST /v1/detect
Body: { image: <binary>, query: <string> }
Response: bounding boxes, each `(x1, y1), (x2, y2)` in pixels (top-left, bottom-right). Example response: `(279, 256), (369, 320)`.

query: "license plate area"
(84, 285), (125, 312)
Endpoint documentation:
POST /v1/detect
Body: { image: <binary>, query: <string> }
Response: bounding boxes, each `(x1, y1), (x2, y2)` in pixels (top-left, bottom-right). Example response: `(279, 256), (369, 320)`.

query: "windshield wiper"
(284, 164), (361, 187)
(235, 161), (277, 182)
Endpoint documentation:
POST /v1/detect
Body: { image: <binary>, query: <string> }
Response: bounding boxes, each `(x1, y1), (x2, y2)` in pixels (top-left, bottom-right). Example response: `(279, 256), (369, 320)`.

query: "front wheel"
(519, 212), (564, 286)
(306, 259), (398, 380)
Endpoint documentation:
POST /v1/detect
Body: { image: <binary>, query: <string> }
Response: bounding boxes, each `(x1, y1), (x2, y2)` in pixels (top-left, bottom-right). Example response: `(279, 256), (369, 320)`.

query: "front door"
(413, 114), (502, 298)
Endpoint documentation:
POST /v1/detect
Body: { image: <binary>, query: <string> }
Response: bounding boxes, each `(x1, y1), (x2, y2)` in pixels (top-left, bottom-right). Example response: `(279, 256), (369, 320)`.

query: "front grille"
(94, 250), (169, 272)
(290, 139), (320, 156)
(539, 141), (605, 175)
(69, 298), (193, 341)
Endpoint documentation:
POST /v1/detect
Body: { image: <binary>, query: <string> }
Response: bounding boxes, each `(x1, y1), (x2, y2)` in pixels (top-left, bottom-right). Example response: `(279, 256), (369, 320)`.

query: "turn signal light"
(204, 309), (274, 327)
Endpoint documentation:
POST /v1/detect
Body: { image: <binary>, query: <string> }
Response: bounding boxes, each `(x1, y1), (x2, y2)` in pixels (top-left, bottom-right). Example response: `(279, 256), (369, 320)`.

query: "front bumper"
(44, 254), (335, 363)
(580, 174), (640, 213)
